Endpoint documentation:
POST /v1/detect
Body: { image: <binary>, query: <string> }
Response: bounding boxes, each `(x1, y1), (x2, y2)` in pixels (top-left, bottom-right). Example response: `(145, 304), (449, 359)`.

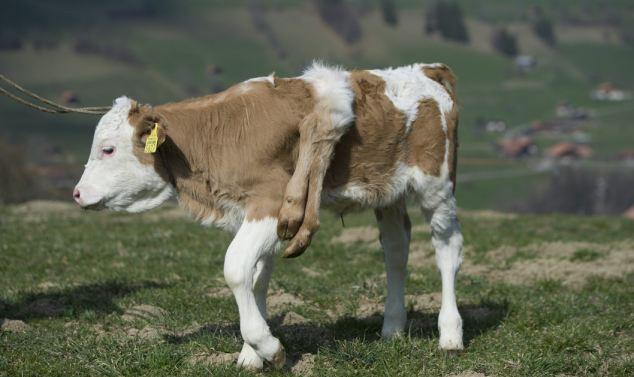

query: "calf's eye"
(102, 146), (115, 156)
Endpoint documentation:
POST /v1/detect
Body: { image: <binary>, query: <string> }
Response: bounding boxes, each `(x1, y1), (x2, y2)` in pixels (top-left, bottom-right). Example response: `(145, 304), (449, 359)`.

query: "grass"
(1, 204), (633, 376)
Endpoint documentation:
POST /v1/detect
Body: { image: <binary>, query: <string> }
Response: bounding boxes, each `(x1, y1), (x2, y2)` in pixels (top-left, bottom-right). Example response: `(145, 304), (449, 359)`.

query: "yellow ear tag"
(144, 123), (160, 154)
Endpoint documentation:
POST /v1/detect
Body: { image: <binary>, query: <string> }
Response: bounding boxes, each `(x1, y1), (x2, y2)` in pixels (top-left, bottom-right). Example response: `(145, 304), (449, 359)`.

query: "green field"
(1, 203), (633, 376)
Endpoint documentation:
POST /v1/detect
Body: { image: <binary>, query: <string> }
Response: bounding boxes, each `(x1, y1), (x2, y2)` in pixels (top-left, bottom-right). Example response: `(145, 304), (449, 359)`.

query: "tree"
(381, 0), (398, 27)
(491, 27), (518, 57)
(528, 5), (556, 47)
(425, 0), (469, 43)
(314, 0), (362, 45)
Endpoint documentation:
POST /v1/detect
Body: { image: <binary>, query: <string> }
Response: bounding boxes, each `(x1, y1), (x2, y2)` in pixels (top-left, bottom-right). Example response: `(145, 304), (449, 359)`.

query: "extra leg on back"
(278, 109), (345, 258)
(374, 200), (411, 339)
(422, 195), (464, 350)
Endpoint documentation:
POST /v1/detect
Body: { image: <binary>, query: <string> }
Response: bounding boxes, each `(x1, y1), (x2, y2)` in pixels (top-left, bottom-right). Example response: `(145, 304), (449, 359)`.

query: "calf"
(73, 62), (463, 370)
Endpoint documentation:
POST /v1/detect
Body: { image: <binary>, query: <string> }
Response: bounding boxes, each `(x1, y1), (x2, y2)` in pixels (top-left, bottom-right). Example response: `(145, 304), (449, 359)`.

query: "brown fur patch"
(128, 79), (315, 224)
(445, 106), (459, 191)
(421, 64), (457, 101)
(407, 99), (446, 177)
(325, 70), (407, 200)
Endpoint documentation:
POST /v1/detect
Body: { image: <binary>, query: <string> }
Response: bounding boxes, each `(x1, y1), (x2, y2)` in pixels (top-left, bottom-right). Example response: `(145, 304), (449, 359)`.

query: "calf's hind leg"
(374, 200), (411, 339)
(423, 196), (464, 350)
(278, 111), (345, 258)
(224, 217), (285, 370)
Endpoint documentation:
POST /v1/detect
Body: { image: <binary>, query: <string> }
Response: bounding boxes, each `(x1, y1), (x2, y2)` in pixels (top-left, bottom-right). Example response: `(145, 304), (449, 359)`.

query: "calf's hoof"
(439, 336), (464, 351)
(438, 313), (464, 351)
(269, 344), (286, 369)
(282, 229), (312, 258)
(237, 343), (264, 371)
(277, 200), (305, 240)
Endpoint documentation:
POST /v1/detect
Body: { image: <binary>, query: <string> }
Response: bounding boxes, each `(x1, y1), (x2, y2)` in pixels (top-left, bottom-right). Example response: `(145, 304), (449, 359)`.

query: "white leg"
(237, 254), (275, 370)
(374, 201), (410, 339)
(224, 218), (285, 370)
(424, 197), (464, 350)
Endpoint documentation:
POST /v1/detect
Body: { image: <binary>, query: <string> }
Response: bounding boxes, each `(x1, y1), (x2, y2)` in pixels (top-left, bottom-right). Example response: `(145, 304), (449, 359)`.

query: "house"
(546, 142), (593, 160)
(485, 120), (506, 133)
(515, 55), (537, 73)
(555, 101), (588, 120)
(591, 83), (626, 101)
(495, 137), (536, 158)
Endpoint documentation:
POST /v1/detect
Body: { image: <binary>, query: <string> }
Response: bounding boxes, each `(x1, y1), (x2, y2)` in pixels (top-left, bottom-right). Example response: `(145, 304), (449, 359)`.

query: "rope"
(0, 73), (111, 115)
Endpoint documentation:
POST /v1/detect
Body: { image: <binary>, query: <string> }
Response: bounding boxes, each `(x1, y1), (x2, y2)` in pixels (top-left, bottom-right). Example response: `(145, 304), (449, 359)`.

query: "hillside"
(1, 1), (633, 210)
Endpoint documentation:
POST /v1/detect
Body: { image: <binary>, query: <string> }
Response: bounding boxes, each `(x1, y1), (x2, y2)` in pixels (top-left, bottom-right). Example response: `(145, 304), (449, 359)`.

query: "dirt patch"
(356, 296), (383, 318)
(126, 325), (165, 341)
(301, 266), (322, 277)
(325, 302), (347, 320)
(411, 224), (430, 234)
(406, 292), (442, 312)
(462, 241), (634, 286)
(12, 200), (77, 214)
(1, 319), (30, 333)
(141, 205), (191, 222)
(290, 353), (316, 375)
(37, 281), (60, 290)
(461, 210), (517, 220)
(268, 290), (305, 313)
(121, 304), (168, 322)
(186, 351), (239, 367)
(280, 311), (308, 326)
(447, 371), (487, 377)
(331, 226), (380, 248)
(408, 241), (436, 269)
(205, 286), (232, 299)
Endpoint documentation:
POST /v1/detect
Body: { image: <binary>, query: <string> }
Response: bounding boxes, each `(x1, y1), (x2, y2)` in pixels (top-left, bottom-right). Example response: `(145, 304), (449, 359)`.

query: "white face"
(73, 96), (174, 212)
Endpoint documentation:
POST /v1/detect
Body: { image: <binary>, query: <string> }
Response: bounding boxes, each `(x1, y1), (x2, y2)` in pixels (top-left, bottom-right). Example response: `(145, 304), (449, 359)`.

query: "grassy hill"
(0, 203), (632, 375)
(1, 1), (633, 209)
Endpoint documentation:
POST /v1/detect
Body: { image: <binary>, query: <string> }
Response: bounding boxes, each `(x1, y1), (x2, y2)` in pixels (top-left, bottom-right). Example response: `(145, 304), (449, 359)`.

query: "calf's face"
(73, 96), (174, 212)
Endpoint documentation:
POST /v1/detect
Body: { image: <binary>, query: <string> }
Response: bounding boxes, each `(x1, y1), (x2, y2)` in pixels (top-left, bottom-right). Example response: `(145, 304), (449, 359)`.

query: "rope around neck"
(0, 73), (111, 115)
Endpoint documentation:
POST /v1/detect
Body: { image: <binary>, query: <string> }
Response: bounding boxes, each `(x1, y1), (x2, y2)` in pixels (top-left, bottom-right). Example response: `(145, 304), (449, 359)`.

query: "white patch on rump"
(301, 61), (355, 130)
(74, 96), (174, 212)
(369, 63), (453, 131)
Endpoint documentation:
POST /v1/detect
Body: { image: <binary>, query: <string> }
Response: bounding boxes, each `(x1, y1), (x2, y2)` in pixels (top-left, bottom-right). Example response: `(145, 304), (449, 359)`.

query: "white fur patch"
(301, 62), (355, 130)
(369, 64), (454, 131)
(200, 201), (246, 234)
(75, 96), (175, 212)
(244, 73), (275, 85)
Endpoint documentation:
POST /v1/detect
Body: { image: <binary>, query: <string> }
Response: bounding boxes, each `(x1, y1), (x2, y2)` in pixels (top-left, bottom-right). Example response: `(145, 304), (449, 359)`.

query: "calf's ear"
(134, 113), (168, 149)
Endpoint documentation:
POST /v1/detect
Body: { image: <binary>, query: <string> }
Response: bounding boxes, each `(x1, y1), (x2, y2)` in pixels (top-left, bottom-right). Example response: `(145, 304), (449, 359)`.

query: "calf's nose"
(73, 188), (81, 203)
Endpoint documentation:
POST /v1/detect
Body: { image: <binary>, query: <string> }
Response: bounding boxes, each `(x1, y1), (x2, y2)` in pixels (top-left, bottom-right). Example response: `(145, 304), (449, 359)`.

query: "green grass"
(1, 205), (633, 376)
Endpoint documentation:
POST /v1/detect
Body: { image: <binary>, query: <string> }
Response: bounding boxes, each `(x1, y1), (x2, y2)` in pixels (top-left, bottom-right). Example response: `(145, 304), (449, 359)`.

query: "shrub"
(425, 0), (469, 43)
(314, 0), (362, 44)
(491, 27), (518, 57)
(380, 0), (398, 27)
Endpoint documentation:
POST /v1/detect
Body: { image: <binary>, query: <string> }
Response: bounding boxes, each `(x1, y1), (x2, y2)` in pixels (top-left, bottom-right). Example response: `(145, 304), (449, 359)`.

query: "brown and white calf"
(73, 62), (463, 370)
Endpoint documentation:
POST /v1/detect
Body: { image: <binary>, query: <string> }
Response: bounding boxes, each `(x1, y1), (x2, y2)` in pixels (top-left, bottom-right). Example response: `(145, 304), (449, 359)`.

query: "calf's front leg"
(224, 217), (285, 369)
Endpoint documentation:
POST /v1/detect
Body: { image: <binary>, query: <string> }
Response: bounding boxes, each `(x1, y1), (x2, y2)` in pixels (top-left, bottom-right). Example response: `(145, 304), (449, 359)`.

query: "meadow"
(1, 202), (632, 376)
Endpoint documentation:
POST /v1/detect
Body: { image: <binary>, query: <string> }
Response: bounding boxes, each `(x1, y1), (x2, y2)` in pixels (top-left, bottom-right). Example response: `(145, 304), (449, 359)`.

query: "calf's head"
(74, 96), (174, 212)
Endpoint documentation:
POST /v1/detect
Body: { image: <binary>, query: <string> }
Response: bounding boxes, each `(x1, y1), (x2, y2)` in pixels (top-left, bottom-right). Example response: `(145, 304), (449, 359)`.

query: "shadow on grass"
(164, 301), (508, 356)
(0, 280), (169, 320)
